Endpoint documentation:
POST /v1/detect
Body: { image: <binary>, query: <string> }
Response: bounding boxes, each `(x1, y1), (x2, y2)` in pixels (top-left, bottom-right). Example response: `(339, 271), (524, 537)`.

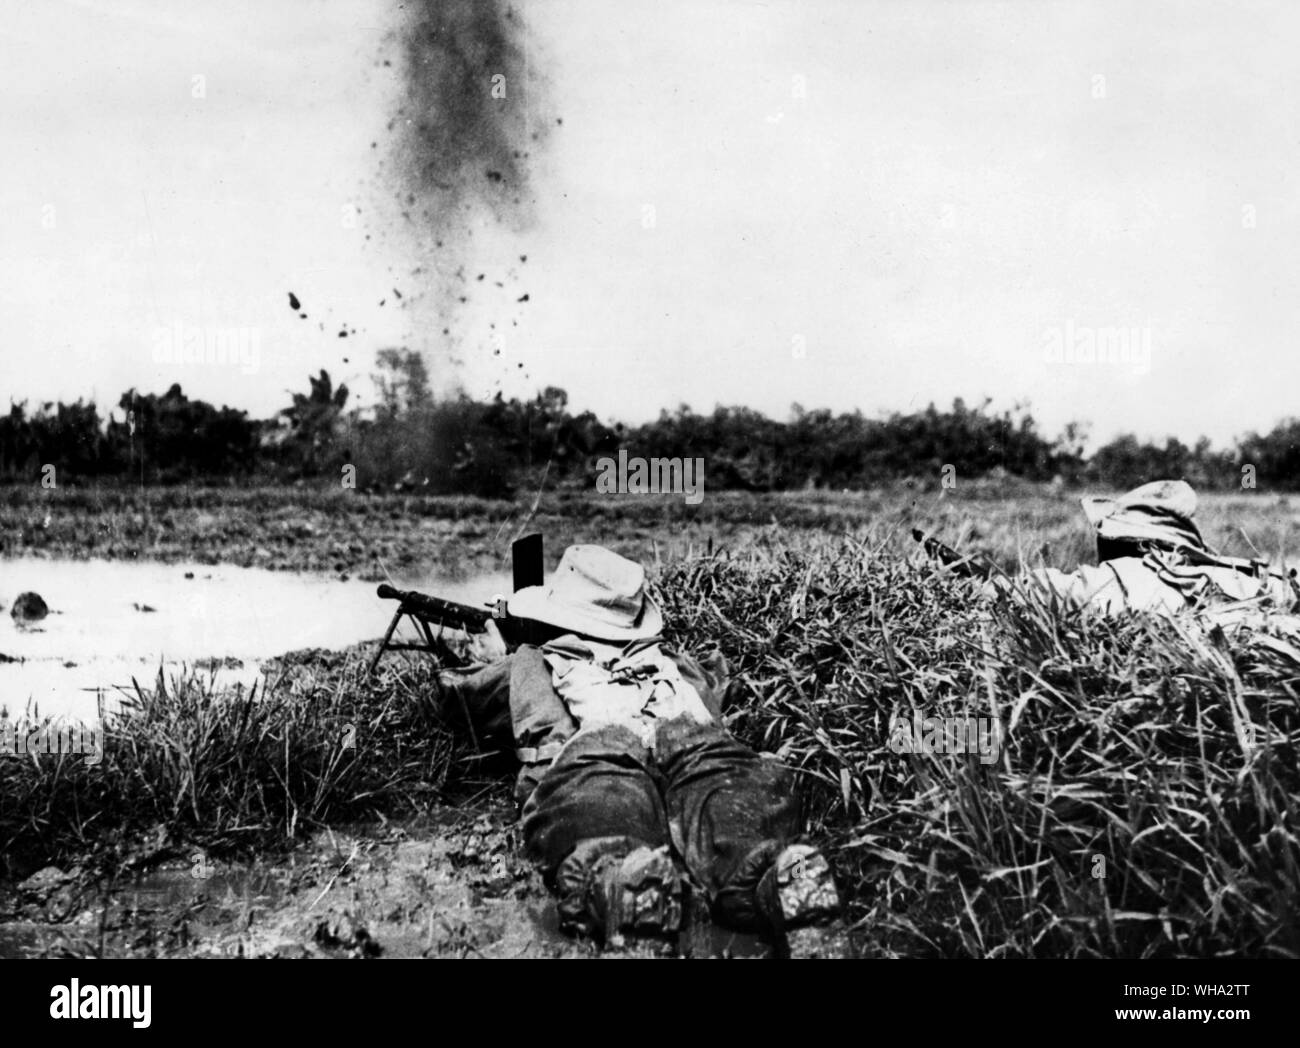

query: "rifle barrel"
(375, 585), (493, 633)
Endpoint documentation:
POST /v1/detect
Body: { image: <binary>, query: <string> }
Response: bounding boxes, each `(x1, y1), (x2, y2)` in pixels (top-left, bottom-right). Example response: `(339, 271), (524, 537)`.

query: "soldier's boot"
(755, 844), (848, 958)
(589, 844), (685, 948)
(556, 837), (685, 948)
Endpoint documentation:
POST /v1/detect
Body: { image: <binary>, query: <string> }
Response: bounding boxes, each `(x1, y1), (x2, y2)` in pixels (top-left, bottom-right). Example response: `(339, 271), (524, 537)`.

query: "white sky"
(3, 0), (1299, 449)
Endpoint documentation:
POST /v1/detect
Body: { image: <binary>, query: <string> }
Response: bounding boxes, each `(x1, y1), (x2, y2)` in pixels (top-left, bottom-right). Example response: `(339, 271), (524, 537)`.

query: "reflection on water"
(0, 557), (510, 723)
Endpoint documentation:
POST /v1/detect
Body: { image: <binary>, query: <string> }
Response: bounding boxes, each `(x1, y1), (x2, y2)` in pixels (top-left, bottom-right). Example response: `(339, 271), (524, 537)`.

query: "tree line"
(2, 349), (1296, 494)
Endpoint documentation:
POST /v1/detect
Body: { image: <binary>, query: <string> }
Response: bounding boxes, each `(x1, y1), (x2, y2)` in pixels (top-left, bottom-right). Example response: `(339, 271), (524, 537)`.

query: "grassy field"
(2, 483), (1299, 957)
(6, 481), (1300, 575)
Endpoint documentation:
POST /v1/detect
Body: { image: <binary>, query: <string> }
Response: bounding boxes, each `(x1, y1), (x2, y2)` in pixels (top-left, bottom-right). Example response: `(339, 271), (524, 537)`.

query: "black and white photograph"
(0, 0), (1293, 1018)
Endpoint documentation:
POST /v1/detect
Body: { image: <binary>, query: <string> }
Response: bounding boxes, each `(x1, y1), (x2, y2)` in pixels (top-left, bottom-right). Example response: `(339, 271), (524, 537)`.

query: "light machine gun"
(367, 533), (546, 675)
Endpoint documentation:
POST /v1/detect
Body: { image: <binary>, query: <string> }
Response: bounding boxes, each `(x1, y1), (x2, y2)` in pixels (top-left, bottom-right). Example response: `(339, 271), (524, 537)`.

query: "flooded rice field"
(0, 557), (510, 723)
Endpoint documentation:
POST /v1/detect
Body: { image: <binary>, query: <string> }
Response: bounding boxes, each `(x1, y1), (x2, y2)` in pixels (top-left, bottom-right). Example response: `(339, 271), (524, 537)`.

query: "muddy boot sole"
(592, 845), (685, 949)
(757, 844), (842, 954)
(783, 919), (855, 959)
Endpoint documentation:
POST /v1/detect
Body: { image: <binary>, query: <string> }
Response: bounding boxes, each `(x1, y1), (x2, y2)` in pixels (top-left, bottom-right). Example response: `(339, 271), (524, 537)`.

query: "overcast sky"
(3, 0), (1299, 449)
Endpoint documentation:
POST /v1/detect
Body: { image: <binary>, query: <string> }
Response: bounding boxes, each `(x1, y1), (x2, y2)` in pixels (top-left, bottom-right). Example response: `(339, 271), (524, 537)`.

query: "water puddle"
(0, 557), (510, 723)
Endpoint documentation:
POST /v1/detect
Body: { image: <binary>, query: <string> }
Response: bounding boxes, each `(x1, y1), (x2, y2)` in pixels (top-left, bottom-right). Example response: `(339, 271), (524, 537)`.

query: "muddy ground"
(0, 804), (786, 959)
(0, 806), (587, 959)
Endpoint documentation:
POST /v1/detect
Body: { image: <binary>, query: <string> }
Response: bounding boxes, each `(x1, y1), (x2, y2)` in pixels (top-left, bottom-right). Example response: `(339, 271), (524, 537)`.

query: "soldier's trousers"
(519, 717), (802, 930)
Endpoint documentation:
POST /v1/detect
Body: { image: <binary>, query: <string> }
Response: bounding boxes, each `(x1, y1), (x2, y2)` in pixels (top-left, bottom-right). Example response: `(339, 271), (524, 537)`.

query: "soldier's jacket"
(433, 641), (735, 804)
(991, 545), (1300, 642)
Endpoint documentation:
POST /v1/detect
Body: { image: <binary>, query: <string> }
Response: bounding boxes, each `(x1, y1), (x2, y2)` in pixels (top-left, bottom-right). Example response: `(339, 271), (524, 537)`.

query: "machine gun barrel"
(375, 584), (496, 633)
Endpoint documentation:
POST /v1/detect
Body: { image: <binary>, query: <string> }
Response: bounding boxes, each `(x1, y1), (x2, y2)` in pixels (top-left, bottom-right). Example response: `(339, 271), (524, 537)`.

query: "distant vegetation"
(2, 347), (1297, 492)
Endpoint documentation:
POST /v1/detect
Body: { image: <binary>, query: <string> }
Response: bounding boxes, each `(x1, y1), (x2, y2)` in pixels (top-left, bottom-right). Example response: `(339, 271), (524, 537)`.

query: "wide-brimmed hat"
(1080, 479), (1207, 551)
(507, 544), (664, 641)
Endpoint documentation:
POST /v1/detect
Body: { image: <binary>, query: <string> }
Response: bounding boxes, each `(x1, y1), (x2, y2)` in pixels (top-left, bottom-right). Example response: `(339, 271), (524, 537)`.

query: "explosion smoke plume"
(394, 0), (547, 236)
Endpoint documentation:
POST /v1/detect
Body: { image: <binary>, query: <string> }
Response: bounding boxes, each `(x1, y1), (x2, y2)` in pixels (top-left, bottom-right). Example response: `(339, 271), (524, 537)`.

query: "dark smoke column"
(394, 0), (548, 236)
(384, 0), (553, 385)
